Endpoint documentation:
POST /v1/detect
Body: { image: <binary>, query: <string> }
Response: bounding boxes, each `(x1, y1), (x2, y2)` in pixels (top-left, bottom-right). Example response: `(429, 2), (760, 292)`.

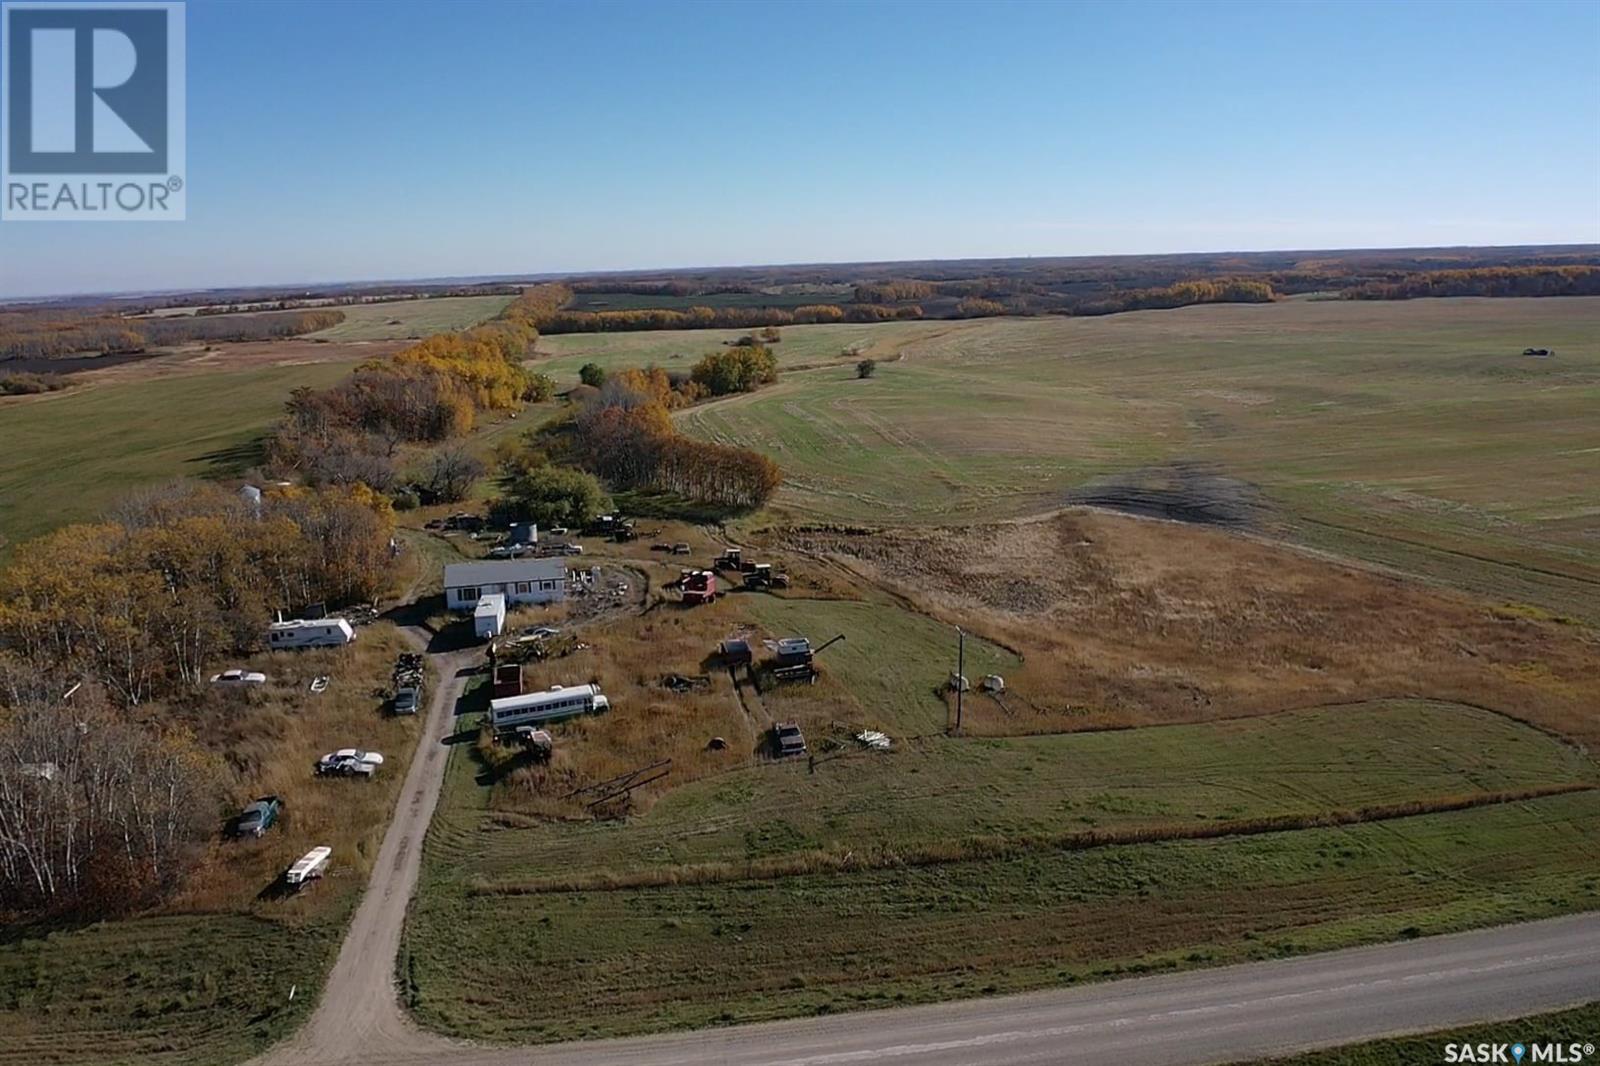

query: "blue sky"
(1, 0), (1597, 298)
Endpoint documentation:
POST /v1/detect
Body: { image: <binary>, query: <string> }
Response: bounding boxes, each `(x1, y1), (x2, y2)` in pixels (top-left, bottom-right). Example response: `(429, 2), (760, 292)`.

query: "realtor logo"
(2, 1), (185, 220)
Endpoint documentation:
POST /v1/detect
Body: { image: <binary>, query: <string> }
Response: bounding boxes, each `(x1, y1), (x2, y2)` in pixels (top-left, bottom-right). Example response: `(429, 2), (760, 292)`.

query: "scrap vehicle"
(285, 846), (330, 889)
(210, 668), (266, 686)
(392, 681), (423, 716)
(314, 748), (385, 778)
(234, 795), (282, 838)
(681, 569), (717, 605)
(772, 721), (807, 758)
(489, 683), (610, 732)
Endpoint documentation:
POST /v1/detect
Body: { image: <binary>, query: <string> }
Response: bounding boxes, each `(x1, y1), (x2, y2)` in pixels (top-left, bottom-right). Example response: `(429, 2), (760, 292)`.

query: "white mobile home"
(444, 558), (567, 612)
(268, 618), (356, 649)
(489, 683), (609, 731)
(474, 593), (507, 640)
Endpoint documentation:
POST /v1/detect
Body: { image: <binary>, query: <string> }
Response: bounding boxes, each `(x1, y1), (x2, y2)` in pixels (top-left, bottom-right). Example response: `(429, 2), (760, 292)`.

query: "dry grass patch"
(777, 510), (1600, 747)
(169, 623), (423, 914)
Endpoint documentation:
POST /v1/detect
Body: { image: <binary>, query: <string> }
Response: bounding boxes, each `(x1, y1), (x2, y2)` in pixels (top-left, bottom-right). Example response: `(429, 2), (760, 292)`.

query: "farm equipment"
(767, 633), (845, 685)
(714, 547), (744, 571)
(509, 726), (553, 762)
(743, 563), (791, 590)
(681, 569), (718, 605)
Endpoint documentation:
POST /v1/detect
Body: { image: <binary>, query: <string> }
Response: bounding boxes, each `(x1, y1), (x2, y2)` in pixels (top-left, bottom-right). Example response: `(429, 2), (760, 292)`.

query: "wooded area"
(0, 308), (344, 362)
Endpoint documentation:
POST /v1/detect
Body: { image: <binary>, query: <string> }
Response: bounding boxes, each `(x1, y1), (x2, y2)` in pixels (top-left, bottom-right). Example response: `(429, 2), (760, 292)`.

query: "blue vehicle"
(235, 795), (282, 839)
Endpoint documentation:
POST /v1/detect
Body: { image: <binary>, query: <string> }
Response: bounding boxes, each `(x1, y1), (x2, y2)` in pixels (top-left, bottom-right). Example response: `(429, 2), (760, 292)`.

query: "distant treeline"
(1341, 265), (1600, 301)
(0, 307), (344, 362)
(1069, 277), (1276, 316)
(529, 302), (923, 335)
(517, 246), (1600, 331)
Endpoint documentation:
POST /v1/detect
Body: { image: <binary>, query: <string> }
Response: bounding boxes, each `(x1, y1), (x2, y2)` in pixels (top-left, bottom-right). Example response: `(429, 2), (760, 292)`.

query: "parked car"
(211, 669), (267, 686)
(488, 543), (534, 559)
(393, 683), (423, 716)
(315, 748), (385, 778)
(234, 795), (282, 838)
(559, 543), (584, 556)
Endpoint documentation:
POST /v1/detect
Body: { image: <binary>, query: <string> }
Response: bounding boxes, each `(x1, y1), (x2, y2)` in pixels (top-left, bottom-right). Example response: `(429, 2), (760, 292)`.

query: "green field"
(307, 294), (513, 341)
(440, 698), (1598, 884)
(408, 581), (1600, 1044)
(677, 298), (1600, 620)
(0, 361), (354, 549)
(0, 910), (349, 1066)
(529, 320), (966, 384)
(406, 789), (1600, 1043)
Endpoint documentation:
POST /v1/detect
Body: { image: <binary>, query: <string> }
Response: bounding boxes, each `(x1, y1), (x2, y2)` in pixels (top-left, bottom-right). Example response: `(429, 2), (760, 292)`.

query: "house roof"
(444, 557), (566, 589)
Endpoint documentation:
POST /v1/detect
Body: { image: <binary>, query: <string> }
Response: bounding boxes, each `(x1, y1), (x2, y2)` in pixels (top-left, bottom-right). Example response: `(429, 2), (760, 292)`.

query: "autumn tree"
(419, 445), (486, 503)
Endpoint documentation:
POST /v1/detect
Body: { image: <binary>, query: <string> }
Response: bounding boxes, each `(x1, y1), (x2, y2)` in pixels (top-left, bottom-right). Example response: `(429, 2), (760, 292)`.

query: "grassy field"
(678, 298), (1600, 619)
(307, 294), (513, 341)
(529, 319), (968, 384)
(0, 360), (354, 550)
(0, 625), (425, 1066)
(437, 699), (1598, 884)
(405, 790), (1600, 1043)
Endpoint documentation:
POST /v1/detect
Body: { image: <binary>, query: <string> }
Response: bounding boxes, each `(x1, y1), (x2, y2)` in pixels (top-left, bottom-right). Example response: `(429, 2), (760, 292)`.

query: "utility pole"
(954, 625), (965, 734)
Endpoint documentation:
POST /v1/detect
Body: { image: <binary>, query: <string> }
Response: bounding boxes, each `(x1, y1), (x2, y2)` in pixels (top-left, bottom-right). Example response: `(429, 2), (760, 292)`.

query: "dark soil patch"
(1066, 463), (1268, 528)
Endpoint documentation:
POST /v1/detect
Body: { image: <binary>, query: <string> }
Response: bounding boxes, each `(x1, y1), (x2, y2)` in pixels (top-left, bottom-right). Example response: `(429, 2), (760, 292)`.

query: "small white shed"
(474, 593), (507, 641)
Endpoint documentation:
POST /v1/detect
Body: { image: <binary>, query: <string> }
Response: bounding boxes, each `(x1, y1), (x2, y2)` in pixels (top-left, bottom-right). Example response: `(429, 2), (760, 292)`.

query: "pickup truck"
(772, 721), (807, 759)
(234, 795), (282, 838)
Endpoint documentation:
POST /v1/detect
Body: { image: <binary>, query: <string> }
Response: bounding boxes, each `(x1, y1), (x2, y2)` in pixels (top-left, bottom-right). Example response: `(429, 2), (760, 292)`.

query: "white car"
(211, 669), (267, 686)
(315, 748), (385, 778)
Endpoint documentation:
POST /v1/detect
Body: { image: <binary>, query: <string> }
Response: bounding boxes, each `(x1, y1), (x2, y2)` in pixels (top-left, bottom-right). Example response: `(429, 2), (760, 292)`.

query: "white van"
(268, 618), (357, 649)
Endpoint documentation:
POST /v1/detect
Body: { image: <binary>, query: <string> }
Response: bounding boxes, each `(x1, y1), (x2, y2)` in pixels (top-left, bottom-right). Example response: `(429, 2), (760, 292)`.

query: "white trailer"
(285, 846), (331, 888)
(473, 593), (507, 641)
(489, 683), (609, 731)
(268, 618), (356, 649)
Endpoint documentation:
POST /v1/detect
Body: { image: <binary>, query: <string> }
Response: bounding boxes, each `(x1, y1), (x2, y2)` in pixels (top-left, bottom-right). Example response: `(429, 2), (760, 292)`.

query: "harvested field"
(307, 295), (514, 341)
(689, 298), (1600, 621)
(776, 509), (1600, 746)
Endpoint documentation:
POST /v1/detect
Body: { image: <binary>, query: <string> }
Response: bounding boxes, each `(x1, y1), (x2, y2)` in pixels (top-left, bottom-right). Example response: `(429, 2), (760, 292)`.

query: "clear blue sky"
(2, 0), (1597, 298)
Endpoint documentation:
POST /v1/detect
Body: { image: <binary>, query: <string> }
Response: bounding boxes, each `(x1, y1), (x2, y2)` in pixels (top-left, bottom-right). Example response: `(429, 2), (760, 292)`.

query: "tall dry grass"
(168, 623), (424, 915)
(775, 512), (1600, 750)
